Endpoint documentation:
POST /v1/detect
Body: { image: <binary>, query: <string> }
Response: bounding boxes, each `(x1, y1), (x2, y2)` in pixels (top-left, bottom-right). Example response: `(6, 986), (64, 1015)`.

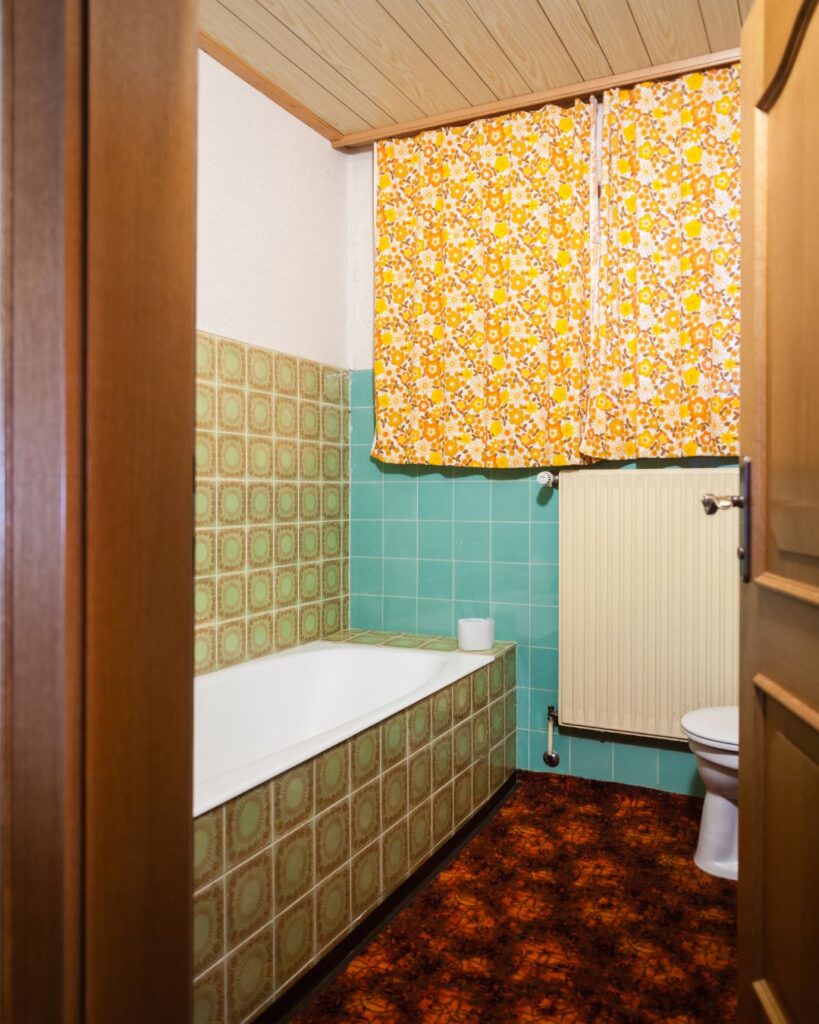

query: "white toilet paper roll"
(457, 617), (494, 651)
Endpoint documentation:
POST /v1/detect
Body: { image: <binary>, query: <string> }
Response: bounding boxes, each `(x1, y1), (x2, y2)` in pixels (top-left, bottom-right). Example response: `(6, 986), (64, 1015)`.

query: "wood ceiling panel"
(627, 0), (710, 64)
(467, 0), (580, 90)
(377, 0), (496, 105)
(538, 0), (612, 79)
(577, 0), (650, 72)
(417, 0), (530, 97)
(699, 0), (743, 50)
(256, 0), (423, 122)
(223, 0), (389, 126)
(200, 0), (368, 134)
(200, 0), (742, 145)
(305, 0), (470, 114)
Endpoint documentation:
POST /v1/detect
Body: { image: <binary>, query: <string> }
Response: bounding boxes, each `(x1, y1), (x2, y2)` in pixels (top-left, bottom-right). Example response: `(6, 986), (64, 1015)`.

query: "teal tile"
(384, 520), (417, 558)
(350, 406), (375, 444)
(419, 599), (454, 635)
(454, 523), (489, 561)
(351, 371), (374, 408)
(530, 606), (558, 647)
(530, 479), (559, 522)
(351, 520), (382, 557)
(517, 729), (530, 771)
(420, 521), (452, 560)
(530, 564), (559, 605)
(528, 687), (558, 734)
(492, 603), (529, 645)
(454, 479), (490, 521)
(454, 562), (489, 601)
(658, 747), (704, 796)
(570, 734), (613, 781)
(531, 523), (559, 564)
(492, 562), (529, 604)
(516, 644), (530, 686)
(454, 600), (490, 622)
(383, 596), (417, 631)
(419, 481), (453, 520)
(491, 478), (530, 522)
(350, 594), (382, 630)
(351, 445), (383, 482)
(612, 740), (659, 788)
(383, 558), (417, 596)
(351, 483), (382, 520)
(384, 479), (417, 520)
(516, 687), (529, 728)
(530, 647), (558, 688)
(491, 522), (528, 562)
(350, 557), (382, 595)
(419, 560), (452, 599)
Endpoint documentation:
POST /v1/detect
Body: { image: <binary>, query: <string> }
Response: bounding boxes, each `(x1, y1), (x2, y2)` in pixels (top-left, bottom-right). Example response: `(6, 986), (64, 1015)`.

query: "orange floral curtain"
(372, 101), (593, 468)
(581, 66), (741, 459)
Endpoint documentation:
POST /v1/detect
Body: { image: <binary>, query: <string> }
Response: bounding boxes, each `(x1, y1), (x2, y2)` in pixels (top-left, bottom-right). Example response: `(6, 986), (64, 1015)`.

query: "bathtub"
(194, 640), (496, 816)
(192, 633), (517, 1023)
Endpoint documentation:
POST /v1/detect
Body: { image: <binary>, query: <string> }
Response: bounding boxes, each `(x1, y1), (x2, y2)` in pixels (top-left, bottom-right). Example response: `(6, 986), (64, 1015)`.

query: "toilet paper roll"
(458, 617), (494, 652)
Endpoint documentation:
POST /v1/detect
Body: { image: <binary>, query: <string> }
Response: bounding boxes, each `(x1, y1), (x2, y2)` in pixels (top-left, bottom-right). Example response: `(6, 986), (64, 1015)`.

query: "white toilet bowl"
(681, 706), (739, 881)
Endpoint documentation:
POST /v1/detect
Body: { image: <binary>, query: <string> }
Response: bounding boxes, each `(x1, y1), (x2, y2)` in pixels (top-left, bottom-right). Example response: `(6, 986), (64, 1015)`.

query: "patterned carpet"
(292, 772), (737, 1024)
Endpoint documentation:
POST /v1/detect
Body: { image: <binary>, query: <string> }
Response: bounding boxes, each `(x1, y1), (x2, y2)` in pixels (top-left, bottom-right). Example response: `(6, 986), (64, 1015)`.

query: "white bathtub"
(194, 640), (494, 816)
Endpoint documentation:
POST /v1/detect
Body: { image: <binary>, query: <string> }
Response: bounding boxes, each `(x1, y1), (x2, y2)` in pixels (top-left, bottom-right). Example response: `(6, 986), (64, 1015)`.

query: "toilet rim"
(683, 728), (739, 753)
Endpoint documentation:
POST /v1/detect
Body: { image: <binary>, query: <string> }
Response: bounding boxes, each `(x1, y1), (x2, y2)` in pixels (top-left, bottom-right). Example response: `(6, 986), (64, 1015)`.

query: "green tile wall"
(349, 369), (718, 796)
(192, 633), (515, 1023)
(194, 333), (349, 675)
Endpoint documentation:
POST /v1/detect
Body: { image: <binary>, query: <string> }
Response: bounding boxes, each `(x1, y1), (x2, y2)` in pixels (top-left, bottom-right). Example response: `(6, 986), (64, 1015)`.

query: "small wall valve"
(543, 705), (560, 767)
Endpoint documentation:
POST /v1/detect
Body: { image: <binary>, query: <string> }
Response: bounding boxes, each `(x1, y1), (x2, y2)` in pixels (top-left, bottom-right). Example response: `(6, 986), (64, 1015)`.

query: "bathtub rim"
(194, 639), (496, 817)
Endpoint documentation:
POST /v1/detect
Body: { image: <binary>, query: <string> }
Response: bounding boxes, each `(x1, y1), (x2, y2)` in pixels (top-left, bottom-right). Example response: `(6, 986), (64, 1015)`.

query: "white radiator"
(558, 467), (740, 741)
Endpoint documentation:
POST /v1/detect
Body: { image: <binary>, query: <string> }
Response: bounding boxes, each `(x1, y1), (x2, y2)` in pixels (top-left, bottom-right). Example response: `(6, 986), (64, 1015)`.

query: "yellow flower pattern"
(581, 66), (741, 459)
(372, 102), (594, 468)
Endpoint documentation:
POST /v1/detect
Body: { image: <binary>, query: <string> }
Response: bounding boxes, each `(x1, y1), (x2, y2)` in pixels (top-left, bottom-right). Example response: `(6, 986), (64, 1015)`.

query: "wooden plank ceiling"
(200, 0), (748, 148)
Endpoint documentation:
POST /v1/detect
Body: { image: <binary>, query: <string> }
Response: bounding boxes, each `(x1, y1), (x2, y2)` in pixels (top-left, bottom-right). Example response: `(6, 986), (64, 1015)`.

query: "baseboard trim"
(257, 773), (517, 1023)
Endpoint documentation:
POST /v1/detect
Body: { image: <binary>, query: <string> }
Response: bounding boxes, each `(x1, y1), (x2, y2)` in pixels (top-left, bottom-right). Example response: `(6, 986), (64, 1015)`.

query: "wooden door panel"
(740, 1), (819, 1021)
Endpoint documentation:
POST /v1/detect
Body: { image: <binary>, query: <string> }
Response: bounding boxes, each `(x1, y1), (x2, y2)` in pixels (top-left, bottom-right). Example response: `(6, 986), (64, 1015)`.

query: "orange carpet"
(292, 772), (737, 1023)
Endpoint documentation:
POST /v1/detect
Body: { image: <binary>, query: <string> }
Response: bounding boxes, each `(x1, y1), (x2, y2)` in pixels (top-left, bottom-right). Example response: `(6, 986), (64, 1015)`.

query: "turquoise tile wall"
(349, 370), (708, 797)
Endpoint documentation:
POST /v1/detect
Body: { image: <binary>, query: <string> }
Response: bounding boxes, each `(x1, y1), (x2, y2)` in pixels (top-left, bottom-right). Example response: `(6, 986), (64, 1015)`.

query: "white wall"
(346, 149), (375, 369)
(197, 51), (351, 366)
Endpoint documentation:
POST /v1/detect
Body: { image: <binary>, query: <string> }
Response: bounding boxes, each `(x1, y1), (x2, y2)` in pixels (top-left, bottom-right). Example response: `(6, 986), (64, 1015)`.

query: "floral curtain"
(581, 66), (741, 459)
(372, 101), (594, 468)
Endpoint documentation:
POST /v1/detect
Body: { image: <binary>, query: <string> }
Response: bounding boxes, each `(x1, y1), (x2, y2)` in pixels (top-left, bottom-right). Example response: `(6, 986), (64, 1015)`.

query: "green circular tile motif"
(251, 488), (272, 519)
(221, 580), (242, 613)
(324, 408), (340, 438)
(194, 635), (211, 666)
(193, 911), (212, 960)
(222, 439), (242, 472)
(277, 572), (296, 602)
(322, 820), (343, 858)
(235, 948), (263, 998)
(222, 392), (242, 426)
(283, 841), (307, 885)
(283, 912), (307, 957)
(195, 438), (211, 470)
(284, 774), (304, 811)
(278, 613), (296, 643)
(277, 530), (295, 559)
(278, 446), (296, 475)
(222, 488), (242, 520)
(302, 366), (318, 395)
(252, 532), (271, 560)
(302, 406), (318, 433)
(251, 443), (271, 473)
(251, 620), (270, 649)
(222, 628), (241, 657)
(324, 605), (339, 631)
(302, 488), (319, 516)
(323, 526), (340, 556)
(277, 488), (296, 516)
(238, 874), (263, 918)
(301, 529), (319, 559)
(195, 490), (210, 520)
(324, 449), (340, 476)
(301, 447), (319, 477)
(277, 401), (296, 432)
(302, 609), (318, 636)
(222, 534), (242, 566)
(194, 585), (211, 618)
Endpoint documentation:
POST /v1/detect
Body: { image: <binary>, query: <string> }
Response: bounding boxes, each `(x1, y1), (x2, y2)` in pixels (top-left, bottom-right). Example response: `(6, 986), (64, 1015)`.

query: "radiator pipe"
(543, 705), (560, 767)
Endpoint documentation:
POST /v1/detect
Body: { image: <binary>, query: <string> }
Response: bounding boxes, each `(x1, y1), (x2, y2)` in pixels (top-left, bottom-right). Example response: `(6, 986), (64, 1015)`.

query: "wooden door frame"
(2, 1), (196, 1020)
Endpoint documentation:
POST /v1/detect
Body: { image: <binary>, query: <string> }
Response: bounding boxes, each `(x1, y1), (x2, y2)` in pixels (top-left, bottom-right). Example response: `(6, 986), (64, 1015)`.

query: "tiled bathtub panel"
(192, 639), (516, 1023)
(195, 332), (350, 677)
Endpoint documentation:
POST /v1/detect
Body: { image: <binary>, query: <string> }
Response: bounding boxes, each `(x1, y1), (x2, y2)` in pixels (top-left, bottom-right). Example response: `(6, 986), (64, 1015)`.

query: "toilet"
(680, 706), (739, 881)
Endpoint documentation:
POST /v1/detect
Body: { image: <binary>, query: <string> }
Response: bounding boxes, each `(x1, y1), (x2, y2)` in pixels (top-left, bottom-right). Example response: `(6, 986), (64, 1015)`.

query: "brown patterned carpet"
(292, 772), (737, 1024)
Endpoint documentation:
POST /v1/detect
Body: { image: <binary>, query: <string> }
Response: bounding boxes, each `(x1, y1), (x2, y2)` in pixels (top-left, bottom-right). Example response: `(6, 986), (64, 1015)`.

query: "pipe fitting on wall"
(543, 705), (560, 767)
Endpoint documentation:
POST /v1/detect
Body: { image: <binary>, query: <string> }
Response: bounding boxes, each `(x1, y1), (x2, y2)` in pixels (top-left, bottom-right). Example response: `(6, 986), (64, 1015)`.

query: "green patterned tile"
(275, 483), (298, 523)
(472, 756), (489, 807)
(217, 482), (245, 526)
(227, 927), (273, 1023)
(226, 783), (272, 868)
(351, 727), (379, 788)
(322, 560), (342, 599)
(299, 603), (321, 644)
(194, 578), (216, 625)
(408, 747), (431, 808)
(273, 763), (313, 834)
(195, 333), (216, 381)
(322, 445), (342, 481)
(433, 783), (453, 847)
(275, 608), (298, 651)
(299, 483), (321, 521)
(196, 383), (216, 430)
(381, 762), (408, 829)
(321, 521), (342, 560)
(300, 524), (321, 562)
(248, 614), (275, 658)
(489, 657), (504, 700)
(381, 713), (407, 770)
(453, 770), (472, 826)
(274, 823), (314, 912)
(299, 360), (321, 400)
(217, 339), (245, 385)
(274, 352), (297, 396)
(218, 620), (246, 667)
(452, 674), (472, 722)
(315, 742), (349, 812)
(316, 865), (350, 953)
(471, 667), (489, 710)
(453, 720), (472, 775)
(218, 575), (245, 620)
(381, 820), (408, 893)
(274, 895), (314, 992)
(431, 687), (452, 737)
(316, 801), (350, 879)
(217, 529), (245, 573)
(248, 346), (273, 391)
(351, 843), (380, 919)
(195, 480), (216, 528)
(218, 435), (245, 478)
(248, 571), (274, 614)
(194, 626), (216, 675)
(300, 442), (321, 480)
(275, 566), (298, 607)
(195, 432), (217, 477)
(248, 438), (274, 479)
(472, 708), (489, 759)
(193, 807), (223, 890)
(432, 733), (452, 791)
(193, 882), (223, 976)
(275, 439), (298, 479)
(299, 401), (321, 440)
(322, 366), (341, 403)
(408, 800), (432, 867)
(408, 698), (431, 752)
(248, 391), (273, 435)
(193, 964), (224, 1024)
(489, 698), (506, 746)
(273, 526), (296, 566)
(275, 396), (298, 438)
(322, 405), (342, 443)
(350, 780), (380, 853)
(248, 483), (274, 524)
(218, 387), (245, 433)
(226, 850), (273, 947)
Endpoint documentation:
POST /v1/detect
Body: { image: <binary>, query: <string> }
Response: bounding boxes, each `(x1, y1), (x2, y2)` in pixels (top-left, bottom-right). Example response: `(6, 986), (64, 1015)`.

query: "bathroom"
(4, 1), (818, 1023)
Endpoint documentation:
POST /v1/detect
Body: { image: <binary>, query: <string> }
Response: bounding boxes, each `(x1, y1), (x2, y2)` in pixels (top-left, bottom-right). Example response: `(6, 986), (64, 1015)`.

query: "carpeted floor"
(292, 772), (737, 1024)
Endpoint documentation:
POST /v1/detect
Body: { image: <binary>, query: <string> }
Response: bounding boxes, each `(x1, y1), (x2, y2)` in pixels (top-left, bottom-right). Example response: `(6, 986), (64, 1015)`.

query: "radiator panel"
(558, 468), (740, 741)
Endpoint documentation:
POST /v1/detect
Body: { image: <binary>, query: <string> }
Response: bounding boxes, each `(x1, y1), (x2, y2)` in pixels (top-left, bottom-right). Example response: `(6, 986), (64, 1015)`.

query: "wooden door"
(2, 1), (196, 1020)
(739, 1), (819, 1021)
